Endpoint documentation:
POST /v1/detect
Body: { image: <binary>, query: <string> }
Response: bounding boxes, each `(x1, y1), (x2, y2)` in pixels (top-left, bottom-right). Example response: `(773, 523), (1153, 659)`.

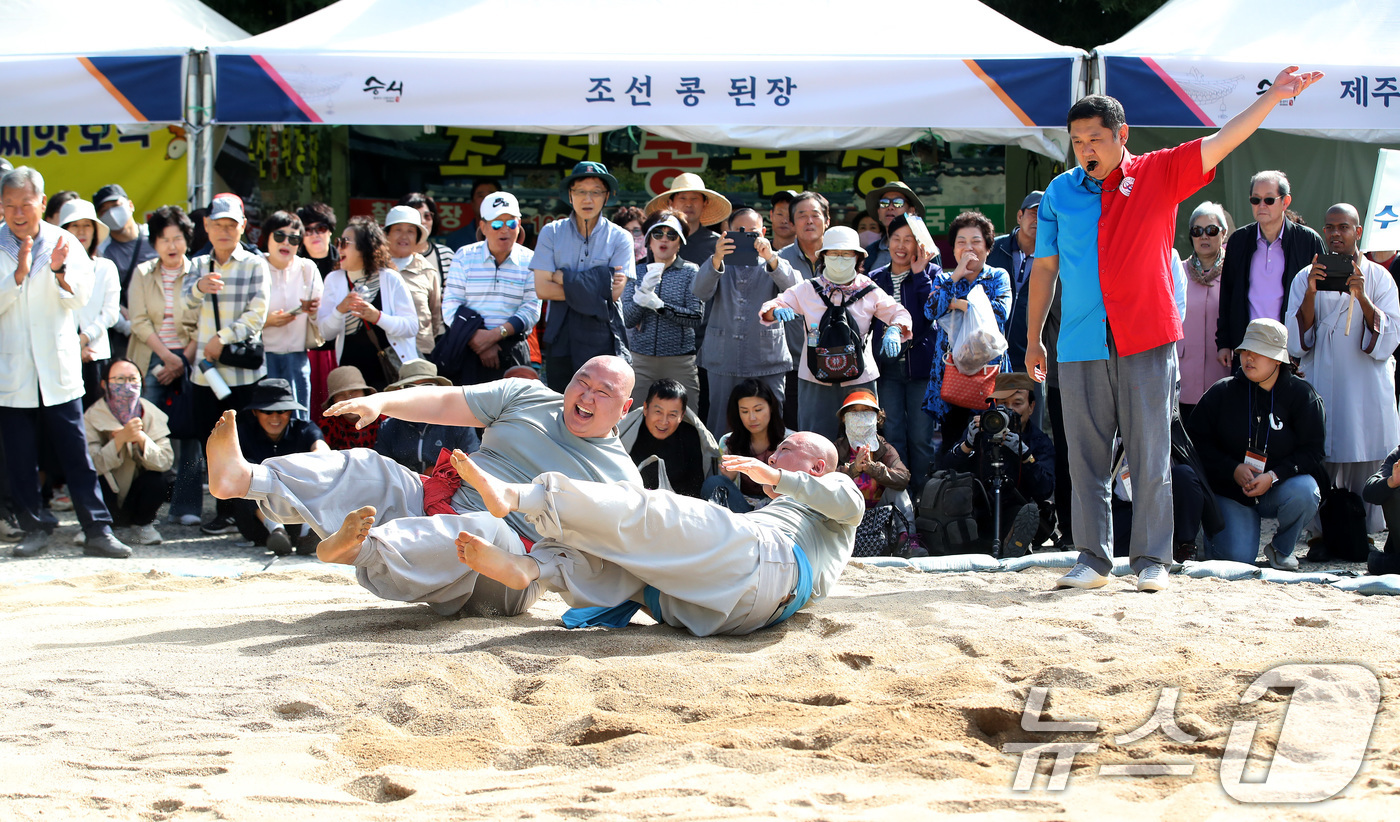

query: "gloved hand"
(632, 289), (665, 311)
(771, 306), (797, 322)
(640, 268), (664, 294)
(880, 327), (902, 358)
(962, 416), (981, 448)
(1001, 430), (1027, 456)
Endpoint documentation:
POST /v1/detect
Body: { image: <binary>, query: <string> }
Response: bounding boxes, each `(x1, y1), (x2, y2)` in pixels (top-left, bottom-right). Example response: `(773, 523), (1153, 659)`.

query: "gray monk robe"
(245, 379), (641, 615)
(508, 468), (863, 636)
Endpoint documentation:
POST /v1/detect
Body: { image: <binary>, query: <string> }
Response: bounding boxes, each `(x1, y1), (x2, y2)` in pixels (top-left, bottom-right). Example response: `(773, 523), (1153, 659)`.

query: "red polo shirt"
(1098, 138), (1214, 356)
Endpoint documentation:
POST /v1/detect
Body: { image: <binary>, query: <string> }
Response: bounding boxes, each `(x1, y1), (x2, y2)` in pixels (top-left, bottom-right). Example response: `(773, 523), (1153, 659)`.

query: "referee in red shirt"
(1025, 66), (1323, 593)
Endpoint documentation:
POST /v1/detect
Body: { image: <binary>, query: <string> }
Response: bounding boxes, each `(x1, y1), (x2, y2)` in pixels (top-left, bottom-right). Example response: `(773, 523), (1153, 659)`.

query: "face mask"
(844, 410), (879, 453)
(106, 381), (142, 425)
(824, 255), (858, 284)
(100, 202), (132, 232)
(858, 230), (882, 247)
(632, 235), (647, 259)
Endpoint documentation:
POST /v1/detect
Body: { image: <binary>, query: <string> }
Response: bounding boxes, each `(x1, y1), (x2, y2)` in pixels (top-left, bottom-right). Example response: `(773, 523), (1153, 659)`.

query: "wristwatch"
(498, 324), (511, 338)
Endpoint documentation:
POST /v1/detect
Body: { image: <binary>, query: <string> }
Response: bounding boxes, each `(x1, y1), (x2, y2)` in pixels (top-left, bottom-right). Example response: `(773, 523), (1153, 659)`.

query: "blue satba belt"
(560, 545), (812, 630)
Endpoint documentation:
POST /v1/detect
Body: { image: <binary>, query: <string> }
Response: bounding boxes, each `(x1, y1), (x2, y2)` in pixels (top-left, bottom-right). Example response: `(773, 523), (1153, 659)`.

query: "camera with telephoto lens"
(979, 404), (1020, 446)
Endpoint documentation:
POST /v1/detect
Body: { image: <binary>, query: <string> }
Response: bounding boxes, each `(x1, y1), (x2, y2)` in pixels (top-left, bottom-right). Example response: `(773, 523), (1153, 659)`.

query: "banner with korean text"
(1361, 149), (1400, 253)
(1, 125), (189, 216)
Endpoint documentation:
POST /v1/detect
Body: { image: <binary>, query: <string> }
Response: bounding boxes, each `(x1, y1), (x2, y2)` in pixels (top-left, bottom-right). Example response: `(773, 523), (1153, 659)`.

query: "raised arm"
(1200, 66), (1323, 173)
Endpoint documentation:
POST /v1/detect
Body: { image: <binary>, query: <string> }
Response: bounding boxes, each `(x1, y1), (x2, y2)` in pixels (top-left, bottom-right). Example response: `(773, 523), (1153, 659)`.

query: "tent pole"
(186, 51), (200, 210)
(201, 56), (215, 207)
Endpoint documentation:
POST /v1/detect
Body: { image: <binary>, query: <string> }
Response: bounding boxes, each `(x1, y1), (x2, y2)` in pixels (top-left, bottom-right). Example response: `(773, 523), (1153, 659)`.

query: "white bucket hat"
(58, 199), (98, 228)
(817, 226), (868, 257)
(384, 205), (425, 243)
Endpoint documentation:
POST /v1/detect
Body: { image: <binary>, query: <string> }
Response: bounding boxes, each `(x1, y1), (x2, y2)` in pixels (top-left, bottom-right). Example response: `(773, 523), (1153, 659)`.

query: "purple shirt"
(1246, 225), (1287, 322)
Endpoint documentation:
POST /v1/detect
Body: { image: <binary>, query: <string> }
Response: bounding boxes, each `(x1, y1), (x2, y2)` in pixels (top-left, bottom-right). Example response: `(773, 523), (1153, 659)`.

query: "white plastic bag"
(938, 284), (1007, 375)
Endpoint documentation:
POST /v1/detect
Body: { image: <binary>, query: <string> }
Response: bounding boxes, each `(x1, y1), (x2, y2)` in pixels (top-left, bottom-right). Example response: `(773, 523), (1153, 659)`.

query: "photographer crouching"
(937, 373), (1054, 557)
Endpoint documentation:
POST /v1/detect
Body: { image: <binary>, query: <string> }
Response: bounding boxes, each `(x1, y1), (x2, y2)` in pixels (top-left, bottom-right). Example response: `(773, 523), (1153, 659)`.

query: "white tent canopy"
(1, 0), (247, 126)
(1095, 0), (1400, 142)
(209, 0), (1086, 156)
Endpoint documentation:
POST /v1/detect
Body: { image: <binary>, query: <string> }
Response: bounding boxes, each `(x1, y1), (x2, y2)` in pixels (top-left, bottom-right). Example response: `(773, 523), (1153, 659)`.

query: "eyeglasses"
(489, 219), (519, 230)
(1250, 196), (1280, 206)
(571, 188), (609, 200)
(629, 227), (645, 237)
(335, 237), (352, 248)
(1190, 225), (1222, 238)
(271, 230), (303, 246)
(108, 376), (141, 385)
(305, 224), (331, 235)
(878, 198), (907, 209)
(650, 228), (680, 241)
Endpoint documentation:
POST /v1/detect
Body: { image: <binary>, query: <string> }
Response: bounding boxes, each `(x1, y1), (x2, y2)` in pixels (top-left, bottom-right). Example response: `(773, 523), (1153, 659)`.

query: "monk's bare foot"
(317, 506), (376, 565)
(207, 410), (253, 499)
(450, 449), (521, 518)
(455, 531), (539, 590)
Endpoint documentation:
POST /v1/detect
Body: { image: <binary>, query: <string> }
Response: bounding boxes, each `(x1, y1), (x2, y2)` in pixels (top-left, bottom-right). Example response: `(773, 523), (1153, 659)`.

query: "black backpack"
(807, 284), (875, 384)
(1315, 485), (1370, 562)
(915, 470), (989, 556)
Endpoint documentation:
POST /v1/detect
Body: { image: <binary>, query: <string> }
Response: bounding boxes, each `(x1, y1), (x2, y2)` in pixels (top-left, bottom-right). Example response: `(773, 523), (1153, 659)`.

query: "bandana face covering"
(844, 409), (879, 452)
(107, 381), (142, 425)
(824, 255), (859, 284)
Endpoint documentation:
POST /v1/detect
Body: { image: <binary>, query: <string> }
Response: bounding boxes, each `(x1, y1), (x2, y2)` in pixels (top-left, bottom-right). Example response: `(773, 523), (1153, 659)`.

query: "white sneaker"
(133, 524), (163, 546)
(1263, 543), (1299, 571)
(178, 514), (202, 527)
(0, 519), (21, 543)
(1137, 564), (1170, 592)
(1055, 563), (1109, 590)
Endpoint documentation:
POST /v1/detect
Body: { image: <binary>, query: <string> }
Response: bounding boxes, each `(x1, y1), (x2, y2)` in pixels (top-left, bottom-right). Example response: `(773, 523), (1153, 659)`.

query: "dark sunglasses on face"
(878, 198), (906, 209)
(271, 230), (303, 246)
(489, 219), (519, 230)
(650, 228), (680, 241)
(305, 224), (331, 235)
(1190, 225), (1222, 238)
(335, 237), (352, 247)
(1250, 196), (1280, 206)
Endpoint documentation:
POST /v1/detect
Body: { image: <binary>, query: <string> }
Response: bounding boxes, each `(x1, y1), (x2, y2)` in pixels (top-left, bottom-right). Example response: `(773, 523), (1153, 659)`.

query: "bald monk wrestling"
(380, 432), (865, 636)
(206, 356), (641, 616)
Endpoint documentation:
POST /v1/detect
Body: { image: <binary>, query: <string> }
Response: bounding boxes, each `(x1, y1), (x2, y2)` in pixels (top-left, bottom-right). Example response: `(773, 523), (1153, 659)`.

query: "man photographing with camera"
(939, 373), (1055, 558)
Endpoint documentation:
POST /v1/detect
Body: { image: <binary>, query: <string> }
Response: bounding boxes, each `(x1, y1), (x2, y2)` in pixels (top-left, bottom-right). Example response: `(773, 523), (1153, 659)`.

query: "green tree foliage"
(984, 0), (1169, 51)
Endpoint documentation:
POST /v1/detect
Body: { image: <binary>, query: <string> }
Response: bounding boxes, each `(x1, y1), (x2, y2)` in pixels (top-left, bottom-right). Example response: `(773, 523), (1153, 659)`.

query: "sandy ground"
(3, 503), (1399, 821)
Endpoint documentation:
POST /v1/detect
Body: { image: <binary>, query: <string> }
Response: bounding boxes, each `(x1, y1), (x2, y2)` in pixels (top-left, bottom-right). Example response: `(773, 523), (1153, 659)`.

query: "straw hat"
(644, 172), (732, 226)
(385, 359), (452, 390)
(323, 366), (376, 409)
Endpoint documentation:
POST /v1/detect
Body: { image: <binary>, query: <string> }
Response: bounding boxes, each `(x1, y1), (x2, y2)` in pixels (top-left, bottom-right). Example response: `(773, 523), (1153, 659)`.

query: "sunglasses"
(1249, 196), (1280, 206)
(271, 230), (303, 246)
(1190, 225), (1222, 238)
(650, 228), (680, 241)
(305, 224), (331, 235)
(489, 218), (519, 231)
(335, 237), (353, 248)
(878, 198), (907, 209)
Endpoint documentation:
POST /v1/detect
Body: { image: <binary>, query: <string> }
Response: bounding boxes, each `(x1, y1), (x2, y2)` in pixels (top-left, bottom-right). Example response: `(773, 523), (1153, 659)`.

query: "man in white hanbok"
(1285, 204), (1400, 532)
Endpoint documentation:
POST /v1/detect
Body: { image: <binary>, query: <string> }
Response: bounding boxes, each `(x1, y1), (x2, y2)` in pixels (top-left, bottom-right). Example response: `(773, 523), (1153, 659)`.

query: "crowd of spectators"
(3, 153), (1398, 574)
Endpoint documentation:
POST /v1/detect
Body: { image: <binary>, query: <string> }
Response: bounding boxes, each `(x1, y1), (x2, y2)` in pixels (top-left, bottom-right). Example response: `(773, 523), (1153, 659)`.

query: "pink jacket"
(761, 276), (912, 386)
(1178, 275), (1229, 405)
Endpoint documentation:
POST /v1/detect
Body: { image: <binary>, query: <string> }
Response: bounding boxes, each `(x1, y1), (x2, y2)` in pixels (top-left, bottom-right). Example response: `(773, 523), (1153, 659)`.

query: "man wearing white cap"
(644, 172), (732, 267)
(383, 205), (444, 357)
(183, 193), (270, 535)
(443, 191), (538, 382)
(93, 183), (157, 360)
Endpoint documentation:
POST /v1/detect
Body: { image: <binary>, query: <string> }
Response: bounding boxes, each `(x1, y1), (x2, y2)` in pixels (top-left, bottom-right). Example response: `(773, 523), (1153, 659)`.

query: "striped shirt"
(158, 265), (183, 349)
(182, 246), (269, 387)
(443, 241), (540, 332)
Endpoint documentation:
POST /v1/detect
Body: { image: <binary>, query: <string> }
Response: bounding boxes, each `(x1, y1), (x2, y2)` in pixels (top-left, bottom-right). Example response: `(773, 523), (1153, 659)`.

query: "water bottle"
(200, 359), (232, 400)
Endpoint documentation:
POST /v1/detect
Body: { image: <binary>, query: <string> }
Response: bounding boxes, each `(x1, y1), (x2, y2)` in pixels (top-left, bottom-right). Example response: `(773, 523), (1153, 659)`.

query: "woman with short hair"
(259, 210), (323, 420)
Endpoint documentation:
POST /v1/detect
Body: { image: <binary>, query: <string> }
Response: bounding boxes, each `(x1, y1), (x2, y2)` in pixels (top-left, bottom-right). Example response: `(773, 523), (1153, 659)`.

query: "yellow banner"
(1, 125), (188, 216)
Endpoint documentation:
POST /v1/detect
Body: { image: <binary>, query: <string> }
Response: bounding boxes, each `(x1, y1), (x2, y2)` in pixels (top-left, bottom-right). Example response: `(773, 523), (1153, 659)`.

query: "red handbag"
(940, 354), (999, 409)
